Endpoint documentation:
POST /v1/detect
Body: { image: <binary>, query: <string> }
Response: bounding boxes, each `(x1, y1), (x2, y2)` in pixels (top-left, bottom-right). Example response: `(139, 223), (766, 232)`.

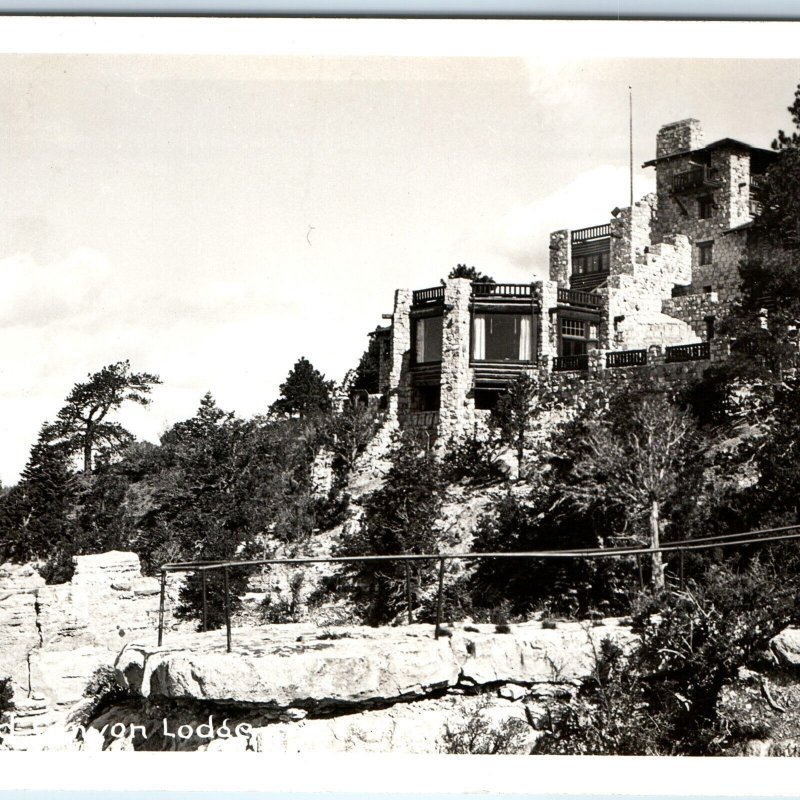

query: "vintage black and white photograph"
(2, 17), (800, 766)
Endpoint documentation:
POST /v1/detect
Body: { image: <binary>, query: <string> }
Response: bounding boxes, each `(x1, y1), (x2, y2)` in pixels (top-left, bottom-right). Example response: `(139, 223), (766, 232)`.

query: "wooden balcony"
(571, 224), (611, 243)
(471, 282), (533, 299)
(607, 349), (647, 368)
(671, 166), (720, 193)
(552, 354), (589, 372)
(558, 287), (603, 309)
(665, 342), (710, 363)
(412, 286), (445, 305)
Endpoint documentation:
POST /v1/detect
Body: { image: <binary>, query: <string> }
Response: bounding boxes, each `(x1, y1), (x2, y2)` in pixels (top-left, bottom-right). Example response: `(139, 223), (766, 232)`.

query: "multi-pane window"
(561, 318), (585, 337)
(472, 313), (534, 362)
(559, 317), (598, 356)
(414, 315), (443, 364)
(698, 195), (714, 220)
(572, 251), (608, 275)
(698, 241), (714, 266)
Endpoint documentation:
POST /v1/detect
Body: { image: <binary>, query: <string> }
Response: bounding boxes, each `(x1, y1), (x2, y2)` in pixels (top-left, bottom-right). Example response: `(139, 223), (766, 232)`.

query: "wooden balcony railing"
(552, 354), (589, 372)
(405, 411), (439, 431)
(558, 287), (603, 308)
(412, 286), (445, 305)
(471, 282), (533, 299)
(672, 166), (719, 193)
(665, 342), (710, 363)
(571, 224), (611, 243)
(606, 349), (648, 368)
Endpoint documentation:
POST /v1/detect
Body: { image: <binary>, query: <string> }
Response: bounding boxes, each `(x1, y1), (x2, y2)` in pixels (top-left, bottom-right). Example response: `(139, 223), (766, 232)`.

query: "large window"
(472, 313), (534, 362)
(414, 315), (443, 364)
(572, 251), (608, 275)
(559, 317), (598, 356)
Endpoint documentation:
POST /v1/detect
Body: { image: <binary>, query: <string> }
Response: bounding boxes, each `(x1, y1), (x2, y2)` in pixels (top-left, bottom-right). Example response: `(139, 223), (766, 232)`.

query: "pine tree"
(446, 264), (495, 283)
(0, 426), (76, 569)
(48, 360), (161, 474)
(270, 357), (334, 418)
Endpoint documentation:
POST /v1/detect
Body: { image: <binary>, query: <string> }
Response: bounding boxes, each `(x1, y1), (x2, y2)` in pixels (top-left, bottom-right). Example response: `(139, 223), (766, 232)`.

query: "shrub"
(442, 697), (531, 754)
(443, 433), (506, 486)
(0, 677), (13, 716)
(534, 557), (800, 755)
(260, 571), (305, 624)
(468, 490), (634, 619)
(72, 665), (133, 729)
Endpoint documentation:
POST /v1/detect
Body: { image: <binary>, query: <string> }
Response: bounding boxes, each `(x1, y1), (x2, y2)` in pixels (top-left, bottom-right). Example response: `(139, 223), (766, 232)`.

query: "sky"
(1, 49), (799, 483)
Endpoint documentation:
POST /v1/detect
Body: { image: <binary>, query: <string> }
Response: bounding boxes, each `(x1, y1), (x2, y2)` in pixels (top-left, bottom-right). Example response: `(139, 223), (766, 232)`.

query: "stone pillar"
(549, 230), (570, 285)
(388, 289), (412, 419)
(712, 148), (751, 230)
(539, 279), (559, 364)
(436, 278), (473, 445)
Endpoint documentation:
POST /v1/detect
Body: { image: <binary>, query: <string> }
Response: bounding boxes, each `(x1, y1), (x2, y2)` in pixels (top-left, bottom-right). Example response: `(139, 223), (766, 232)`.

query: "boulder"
(770, 628), (800, 668)
(452, 620), (636, 686)
(116, 625), (460, 706)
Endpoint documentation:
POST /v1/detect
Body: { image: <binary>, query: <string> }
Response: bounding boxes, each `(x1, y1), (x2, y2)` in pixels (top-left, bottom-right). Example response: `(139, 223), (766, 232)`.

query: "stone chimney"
(655, 118), (704, 159)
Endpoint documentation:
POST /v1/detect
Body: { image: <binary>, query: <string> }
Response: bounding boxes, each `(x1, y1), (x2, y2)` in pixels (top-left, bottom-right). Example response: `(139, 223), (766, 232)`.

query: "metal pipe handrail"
(160, 522), (800, 571)
(156, 523), (800, 651)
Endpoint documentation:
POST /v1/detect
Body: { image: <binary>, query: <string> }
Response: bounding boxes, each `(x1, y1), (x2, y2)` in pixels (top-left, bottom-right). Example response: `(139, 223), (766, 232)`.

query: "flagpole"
(629, 85), (634, 207)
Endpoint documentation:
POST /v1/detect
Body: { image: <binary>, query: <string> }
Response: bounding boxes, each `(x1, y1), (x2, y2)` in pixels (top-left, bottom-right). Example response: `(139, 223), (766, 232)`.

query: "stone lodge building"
(365, 118), (778, 443)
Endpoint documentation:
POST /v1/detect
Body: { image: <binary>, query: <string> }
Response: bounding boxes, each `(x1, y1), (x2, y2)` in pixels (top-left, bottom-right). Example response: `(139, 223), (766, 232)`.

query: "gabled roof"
(643, 138), (778, 169)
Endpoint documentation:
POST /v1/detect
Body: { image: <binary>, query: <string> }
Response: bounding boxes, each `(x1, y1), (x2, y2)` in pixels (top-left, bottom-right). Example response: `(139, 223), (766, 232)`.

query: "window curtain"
(518, 315), (532, 361)
(472, 315), (486, 360)
(416, 318), (426, 363)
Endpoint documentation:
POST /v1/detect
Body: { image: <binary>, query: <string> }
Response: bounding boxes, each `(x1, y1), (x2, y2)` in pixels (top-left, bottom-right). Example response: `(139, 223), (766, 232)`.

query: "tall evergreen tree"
(270, 357), (334, 418)
(0, 426), (76, 569)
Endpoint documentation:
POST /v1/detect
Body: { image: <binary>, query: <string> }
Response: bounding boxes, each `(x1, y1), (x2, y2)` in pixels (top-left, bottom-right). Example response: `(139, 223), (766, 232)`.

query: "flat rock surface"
(116, 619), (636, 709)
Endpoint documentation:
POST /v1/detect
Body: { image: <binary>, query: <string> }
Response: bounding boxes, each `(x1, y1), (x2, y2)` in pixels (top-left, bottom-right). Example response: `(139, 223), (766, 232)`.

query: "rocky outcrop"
(82, 692), (536, 753)
(69, 618), (634, 753)
(0, 551), (186, 749)
(115, 620), (635, 708)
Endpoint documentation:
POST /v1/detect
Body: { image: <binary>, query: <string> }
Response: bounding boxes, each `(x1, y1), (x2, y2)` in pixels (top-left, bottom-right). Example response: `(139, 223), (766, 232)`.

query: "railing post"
(223, 567), (232, 653)
(405, 561), (413, 625)
(202, 569), (208, 632)
(679, 549), (685, 591)
(435, 557), (445, 640)
(157, 569), (166, 646)
(636, 554), (644, 591)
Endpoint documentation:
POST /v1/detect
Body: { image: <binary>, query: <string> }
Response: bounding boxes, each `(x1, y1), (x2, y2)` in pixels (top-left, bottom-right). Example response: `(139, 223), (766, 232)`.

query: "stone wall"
(689, 227), (748, 305)
(603, 228), (695, 350)
(662, 291), (721, 341)
(437, 278), (475, 445)
(609, 195), (655, 277)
